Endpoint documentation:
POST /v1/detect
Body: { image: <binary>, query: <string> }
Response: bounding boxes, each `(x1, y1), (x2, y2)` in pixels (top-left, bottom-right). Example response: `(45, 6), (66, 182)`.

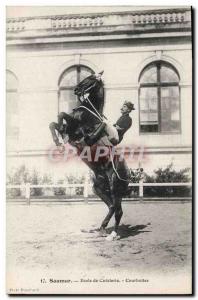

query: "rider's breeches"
(104, 122), (119, 145)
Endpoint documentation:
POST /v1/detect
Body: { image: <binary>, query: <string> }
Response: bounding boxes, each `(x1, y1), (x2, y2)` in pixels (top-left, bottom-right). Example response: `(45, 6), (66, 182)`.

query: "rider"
(82, 101), (135, 147)
(100, 101), (135, 146)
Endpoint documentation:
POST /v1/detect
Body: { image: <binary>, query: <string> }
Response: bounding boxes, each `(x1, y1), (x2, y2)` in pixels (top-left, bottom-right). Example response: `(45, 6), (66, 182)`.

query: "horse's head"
(65, 72), (105, 146)
(74, 72), (104, 114)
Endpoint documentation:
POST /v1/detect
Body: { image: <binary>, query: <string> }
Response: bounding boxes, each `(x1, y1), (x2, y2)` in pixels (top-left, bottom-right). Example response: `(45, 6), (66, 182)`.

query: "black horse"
(49, 73), (135, 241)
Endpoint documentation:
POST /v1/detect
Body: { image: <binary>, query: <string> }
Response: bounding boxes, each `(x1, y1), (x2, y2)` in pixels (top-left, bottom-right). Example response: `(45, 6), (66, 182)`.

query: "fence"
(6, 179), (192, 204)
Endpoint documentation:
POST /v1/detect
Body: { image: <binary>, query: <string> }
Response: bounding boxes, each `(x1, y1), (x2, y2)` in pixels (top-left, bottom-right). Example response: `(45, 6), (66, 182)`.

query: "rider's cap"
(124, 101), (135, 111)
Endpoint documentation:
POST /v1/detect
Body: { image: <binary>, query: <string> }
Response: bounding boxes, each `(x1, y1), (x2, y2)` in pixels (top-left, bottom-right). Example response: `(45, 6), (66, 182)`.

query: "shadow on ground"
(106, 224), (152, 239)
(83, 223), (152, 239)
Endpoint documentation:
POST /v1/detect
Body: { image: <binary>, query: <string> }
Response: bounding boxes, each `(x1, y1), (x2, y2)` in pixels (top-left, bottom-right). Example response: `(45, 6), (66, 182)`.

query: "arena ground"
(6, 201), (192, 294)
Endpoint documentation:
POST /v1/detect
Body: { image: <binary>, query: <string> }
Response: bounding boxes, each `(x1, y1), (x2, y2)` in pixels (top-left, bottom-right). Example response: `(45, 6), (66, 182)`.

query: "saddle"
(84, 122), (106, 146)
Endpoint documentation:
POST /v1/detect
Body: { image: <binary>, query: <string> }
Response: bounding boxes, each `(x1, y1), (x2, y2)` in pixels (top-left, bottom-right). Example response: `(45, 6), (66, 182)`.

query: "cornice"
(6, 8), (191, 44)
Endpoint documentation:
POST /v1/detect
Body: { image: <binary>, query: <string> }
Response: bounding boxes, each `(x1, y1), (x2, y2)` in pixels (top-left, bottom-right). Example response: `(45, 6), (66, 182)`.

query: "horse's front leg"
(58, 112), (69, 131)
(49, 122), (62, 146)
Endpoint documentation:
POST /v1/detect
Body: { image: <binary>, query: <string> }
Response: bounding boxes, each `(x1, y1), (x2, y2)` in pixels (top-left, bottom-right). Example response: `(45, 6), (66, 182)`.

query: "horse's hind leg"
(100, 204), (115, 232)
(93, 185), (115, 233)
(105, 197), (123, 241)
(106, 171), (123, 240)
(114, 197), (123, 233)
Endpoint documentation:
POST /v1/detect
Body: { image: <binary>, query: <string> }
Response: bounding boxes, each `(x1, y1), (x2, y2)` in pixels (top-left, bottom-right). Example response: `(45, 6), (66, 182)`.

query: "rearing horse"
(49, 73), (132, 241)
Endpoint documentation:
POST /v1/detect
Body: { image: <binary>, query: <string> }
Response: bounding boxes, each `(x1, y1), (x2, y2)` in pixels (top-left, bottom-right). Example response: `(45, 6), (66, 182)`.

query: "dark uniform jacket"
(114, 114), (132, 142)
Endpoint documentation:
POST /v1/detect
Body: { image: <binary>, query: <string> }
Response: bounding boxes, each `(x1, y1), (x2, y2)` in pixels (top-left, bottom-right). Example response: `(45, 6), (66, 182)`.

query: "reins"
(84, 95), (105, 122)
(79, 95), (129, 182)
(78, 105), (103, 122)
(108, 146), (130, 182)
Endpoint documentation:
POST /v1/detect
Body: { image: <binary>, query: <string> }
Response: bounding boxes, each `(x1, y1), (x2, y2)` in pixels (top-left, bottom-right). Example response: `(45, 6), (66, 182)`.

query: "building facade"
(6, 7), (192, 178)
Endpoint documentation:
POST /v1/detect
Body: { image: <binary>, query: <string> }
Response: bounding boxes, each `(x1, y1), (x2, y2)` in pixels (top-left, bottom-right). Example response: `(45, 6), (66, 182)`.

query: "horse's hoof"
(105, 231), (120, 241)
(98, 228), (107, 237)
(58, 145), (65, 153)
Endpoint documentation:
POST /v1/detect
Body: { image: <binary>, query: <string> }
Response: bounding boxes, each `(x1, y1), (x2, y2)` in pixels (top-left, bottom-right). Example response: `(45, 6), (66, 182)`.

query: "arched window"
(6, 70), (19, 139)
(58, 65), (94, 113)
(139, 61), (180, 133)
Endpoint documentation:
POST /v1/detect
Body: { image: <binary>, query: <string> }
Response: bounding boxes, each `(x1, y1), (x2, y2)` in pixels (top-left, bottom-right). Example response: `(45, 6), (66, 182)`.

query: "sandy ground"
(6, 201), (192, 294)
